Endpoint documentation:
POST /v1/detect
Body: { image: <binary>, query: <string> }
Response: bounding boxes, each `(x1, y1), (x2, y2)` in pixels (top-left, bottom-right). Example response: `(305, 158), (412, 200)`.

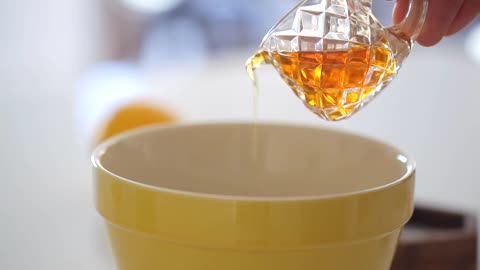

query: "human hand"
(393, 0), (480, 46)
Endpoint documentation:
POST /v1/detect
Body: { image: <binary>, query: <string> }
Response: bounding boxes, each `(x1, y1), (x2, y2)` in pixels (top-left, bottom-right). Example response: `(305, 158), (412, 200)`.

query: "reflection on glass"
(120, 0), (184, 14)
(466, 24), (480, 63)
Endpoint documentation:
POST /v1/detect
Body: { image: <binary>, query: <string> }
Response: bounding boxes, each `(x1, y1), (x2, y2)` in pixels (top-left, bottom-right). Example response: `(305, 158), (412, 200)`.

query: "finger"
(417, 0), (465, 46)
(446, 0), (480, 36)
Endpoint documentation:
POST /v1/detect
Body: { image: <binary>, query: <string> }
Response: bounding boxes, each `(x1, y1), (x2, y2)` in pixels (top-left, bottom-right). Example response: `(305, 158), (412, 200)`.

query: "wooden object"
(391, 205), (477, 270)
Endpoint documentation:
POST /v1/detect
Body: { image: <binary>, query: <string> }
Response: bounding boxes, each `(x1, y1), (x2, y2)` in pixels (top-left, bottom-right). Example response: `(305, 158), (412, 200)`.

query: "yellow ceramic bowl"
(92, 122), (415, 270)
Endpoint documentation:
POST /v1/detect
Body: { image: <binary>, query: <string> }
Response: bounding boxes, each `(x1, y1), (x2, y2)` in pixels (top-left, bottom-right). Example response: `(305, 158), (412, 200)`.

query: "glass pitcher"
(247, 0), (428, 121)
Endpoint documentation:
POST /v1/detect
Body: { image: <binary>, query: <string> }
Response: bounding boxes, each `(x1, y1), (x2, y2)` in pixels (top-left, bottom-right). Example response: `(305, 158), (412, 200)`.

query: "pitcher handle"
(387, 0), (428, 44)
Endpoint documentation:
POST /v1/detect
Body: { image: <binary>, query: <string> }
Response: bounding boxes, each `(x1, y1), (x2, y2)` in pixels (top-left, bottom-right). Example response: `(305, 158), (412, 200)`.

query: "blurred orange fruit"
(96, 102), (176, 143)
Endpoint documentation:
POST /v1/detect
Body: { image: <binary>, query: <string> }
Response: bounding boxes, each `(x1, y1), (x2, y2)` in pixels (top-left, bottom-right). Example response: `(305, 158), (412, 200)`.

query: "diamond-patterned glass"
(257, 0), (413, 121)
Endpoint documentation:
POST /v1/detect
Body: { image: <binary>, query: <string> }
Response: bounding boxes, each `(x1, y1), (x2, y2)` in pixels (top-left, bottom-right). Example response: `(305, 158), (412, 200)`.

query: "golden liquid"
(246, 51), (272, 162)
(246, 51), (270, 121)
(246, 45), (397, 120)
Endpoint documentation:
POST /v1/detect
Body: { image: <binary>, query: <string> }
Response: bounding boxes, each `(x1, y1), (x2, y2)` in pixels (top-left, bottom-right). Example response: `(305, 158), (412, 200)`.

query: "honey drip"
(245, 52), (271, 162)
(246, 51), (270, 122)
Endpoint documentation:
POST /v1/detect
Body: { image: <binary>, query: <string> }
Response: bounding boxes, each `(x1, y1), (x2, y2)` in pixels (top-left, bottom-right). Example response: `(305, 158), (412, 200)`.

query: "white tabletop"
(2, 43), (480, 269)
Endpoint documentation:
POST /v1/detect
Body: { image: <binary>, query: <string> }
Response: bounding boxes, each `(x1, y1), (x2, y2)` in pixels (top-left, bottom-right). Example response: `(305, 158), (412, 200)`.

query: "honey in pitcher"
(246, 43), (397, 121)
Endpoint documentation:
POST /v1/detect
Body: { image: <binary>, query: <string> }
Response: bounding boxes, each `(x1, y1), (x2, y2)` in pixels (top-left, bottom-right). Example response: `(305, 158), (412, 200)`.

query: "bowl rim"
(92, 120), (416, 202)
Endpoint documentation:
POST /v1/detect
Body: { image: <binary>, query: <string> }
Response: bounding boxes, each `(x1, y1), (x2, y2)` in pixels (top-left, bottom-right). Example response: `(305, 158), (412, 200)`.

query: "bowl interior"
(95, 123), (413, 199)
